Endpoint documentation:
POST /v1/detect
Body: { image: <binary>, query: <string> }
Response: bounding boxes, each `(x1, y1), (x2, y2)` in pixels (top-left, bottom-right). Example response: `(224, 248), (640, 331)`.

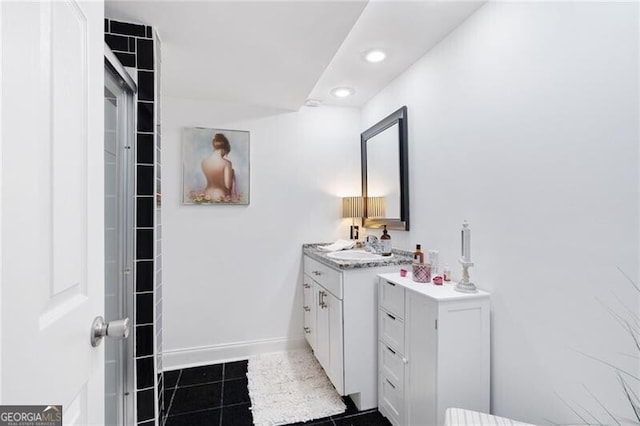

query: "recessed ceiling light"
(363, 49), (387, 63)
(331, 87), (355, 98)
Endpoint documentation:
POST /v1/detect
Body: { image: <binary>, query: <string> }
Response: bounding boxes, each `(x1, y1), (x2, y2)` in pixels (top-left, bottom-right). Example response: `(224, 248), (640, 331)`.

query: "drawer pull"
(319, 291), (327, 308)
(386, 313), (396, 321)
(303, 283), (310, 289)
(386, 379), (396, 389)
(313, 270), (323, 276)
(386, 281), (396, 287)
(304, 327), (311, 334)
(303, 306), (310, 312)
(387, 346), (396, 355)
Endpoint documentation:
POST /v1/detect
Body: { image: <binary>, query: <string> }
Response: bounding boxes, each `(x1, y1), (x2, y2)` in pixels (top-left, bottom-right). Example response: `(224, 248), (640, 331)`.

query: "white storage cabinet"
(377, 273), (491, 426)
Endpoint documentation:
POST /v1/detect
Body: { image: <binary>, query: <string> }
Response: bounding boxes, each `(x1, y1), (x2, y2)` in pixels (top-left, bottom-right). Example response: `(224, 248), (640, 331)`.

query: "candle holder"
(456, 258), (478, 293)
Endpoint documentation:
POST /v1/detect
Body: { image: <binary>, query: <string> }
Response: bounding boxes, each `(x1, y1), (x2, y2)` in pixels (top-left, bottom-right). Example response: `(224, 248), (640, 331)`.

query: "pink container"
(412, 264), (432, 283)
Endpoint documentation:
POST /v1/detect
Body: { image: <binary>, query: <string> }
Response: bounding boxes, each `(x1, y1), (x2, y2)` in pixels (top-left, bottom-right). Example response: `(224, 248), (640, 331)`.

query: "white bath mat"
(247, 348), (346, 426)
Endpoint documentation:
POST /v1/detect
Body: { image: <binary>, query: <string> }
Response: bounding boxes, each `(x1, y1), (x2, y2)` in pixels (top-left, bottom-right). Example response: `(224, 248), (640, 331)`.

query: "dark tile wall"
(105, 18), (162, 426)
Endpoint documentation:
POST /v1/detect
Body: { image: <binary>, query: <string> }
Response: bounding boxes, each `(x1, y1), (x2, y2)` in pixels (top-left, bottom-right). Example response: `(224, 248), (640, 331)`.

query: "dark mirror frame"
(361, 106), (409, 231)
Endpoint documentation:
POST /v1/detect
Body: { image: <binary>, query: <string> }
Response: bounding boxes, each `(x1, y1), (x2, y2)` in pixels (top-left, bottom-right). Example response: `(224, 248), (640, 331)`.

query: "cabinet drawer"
(379, 278), (405, 319)
(379, 309), (404, 352)
(304, 256), (343, 299)
(379, 372), (404, 426)
(303, 278), (313, 311)
(302, 279), (315, 350)
(303, 309), (313, 330)
(303, 310), (313, 344)
(379, 342), (404, 388)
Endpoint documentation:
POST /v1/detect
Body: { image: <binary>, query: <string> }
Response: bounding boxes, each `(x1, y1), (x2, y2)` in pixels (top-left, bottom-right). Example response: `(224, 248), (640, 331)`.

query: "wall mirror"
(361, 106), (409, 231)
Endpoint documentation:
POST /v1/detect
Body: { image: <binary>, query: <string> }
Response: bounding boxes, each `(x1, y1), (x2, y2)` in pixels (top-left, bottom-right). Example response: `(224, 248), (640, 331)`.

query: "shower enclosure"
(104, 46), (136, 426)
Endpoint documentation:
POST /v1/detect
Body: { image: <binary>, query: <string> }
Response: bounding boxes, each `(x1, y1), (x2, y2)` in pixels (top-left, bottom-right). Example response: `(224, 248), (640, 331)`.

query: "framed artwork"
(182, 127), (250, 205)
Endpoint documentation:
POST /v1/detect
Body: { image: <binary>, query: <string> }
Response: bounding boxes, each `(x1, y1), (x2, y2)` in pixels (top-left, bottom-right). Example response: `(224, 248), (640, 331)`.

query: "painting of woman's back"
(182, 127), (250, 205)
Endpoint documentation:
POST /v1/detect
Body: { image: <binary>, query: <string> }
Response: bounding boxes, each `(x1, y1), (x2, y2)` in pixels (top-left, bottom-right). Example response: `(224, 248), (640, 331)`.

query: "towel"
(317, 240), (356, 252)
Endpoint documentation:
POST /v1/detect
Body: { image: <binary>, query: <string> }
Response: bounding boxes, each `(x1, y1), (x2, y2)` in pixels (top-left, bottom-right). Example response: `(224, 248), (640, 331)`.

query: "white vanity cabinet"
(303, 256), (345, 394)
(302, 253), (408, 410)
(377, 273), (491, 426)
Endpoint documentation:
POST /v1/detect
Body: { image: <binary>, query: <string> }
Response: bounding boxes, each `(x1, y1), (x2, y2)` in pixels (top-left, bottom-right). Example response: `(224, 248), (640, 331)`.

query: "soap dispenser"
(381, 225), (392, 256)
(413, 244), (424, 264)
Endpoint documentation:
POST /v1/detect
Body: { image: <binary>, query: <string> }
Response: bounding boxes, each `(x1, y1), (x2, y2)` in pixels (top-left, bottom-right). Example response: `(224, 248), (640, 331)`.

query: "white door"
(1, 1), (105, 424)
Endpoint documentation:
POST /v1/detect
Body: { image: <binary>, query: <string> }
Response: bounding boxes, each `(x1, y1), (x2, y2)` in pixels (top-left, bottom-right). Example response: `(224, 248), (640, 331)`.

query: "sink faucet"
(363, 235), (383, 254)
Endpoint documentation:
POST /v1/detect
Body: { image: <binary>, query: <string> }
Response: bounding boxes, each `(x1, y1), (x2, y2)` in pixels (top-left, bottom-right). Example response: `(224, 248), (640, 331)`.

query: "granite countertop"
(303, 243), (414, 270)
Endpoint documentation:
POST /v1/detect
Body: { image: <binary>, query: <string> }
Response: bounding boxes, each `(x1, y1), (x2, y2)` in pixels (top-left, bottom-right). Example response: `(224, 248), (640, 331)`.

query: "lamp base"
(349, 225), (359, 240)
(456, 258), (478, 293)
(455, 281), (478, 293)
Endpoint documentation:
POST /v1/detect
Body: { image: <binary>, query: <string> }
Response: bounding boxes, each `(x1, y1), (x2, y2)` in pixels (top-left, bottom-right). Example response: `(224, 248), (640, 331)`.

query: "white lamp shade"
(342, 196), (363, 218)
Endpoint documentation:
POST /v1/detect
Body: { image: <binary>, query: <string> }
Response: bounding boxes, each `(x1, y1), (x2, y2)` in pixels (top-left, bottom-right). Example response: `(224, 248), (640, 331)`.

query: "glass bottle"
(413, 244), (424, 264)
(443, 265), (452, 282)
(380, 225), (392, 256)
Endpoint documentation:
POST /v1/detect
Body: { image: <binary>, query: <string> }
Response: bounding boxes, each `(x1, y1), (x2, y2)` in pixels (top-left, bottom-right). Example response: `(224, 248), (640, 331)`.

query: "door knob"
(91, 316), (130, 347)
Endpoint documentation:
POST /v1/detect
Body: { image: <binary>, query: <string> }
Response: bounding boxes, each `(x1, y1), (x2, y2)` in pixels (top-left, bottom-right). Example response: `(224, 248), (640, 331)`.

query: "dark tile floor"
(163, 360), (391, 426)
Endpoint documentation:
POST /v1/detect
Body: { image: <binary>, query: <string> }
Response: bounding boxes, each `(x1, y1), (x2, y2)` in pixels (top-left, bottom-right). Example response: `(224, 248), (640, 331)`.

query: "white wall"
(361, 2), (639, 424)
(162, 97), (362, 367)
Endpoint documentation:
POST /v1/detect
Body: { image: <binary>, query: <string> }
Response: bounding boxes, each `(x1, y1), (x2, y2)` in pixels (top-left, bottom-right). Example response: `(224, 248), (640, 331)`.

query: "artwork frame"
(182, 127), (250, 205)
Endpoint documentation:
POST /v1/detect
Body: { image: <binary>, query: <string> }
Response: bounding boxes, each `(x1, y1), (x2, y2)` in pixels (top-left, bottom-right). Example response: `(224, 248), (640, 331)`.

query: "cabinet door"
(315, 283), (330, 371)
(437, 299), (491, 422)
(326, 290), (344, 394)
(315, 285), (344, 394)
(405, 292), (438, 426)
(303, 275), (316, 350)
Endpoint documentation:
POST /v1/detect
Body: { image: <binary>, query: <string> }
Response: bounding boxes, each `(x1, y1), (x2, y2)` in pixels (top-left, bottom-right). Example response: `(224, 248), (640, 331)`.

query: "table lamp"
(342, 196), (363, 240)
(342, 196), (386, 240)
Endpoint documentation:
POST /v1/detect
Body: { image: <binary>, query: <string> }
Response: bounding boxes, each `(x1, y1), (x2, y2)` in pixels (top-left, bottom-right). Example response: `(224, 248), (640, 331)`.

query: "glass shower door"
(104, 65), (135, 426)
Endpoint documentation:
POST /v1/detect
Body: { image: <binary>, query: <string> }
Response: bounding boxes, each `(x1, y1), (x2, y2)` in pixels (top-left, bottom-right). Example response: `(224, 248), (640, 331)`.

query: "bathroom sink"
(326, 250), (392, 261)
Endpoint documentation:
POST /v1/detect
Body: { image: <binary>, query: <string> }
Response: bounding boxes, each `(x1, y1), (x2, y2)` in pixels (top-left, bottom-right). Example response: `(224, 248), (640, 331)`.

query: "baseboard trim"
(162, 337), (308, 371)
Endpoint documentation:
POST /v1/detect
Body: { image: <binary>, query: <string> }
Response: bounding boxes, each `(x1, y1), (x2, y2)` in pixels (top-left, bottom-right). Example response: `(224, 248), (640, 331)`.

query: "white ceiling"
(105, 1), (485, 111)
